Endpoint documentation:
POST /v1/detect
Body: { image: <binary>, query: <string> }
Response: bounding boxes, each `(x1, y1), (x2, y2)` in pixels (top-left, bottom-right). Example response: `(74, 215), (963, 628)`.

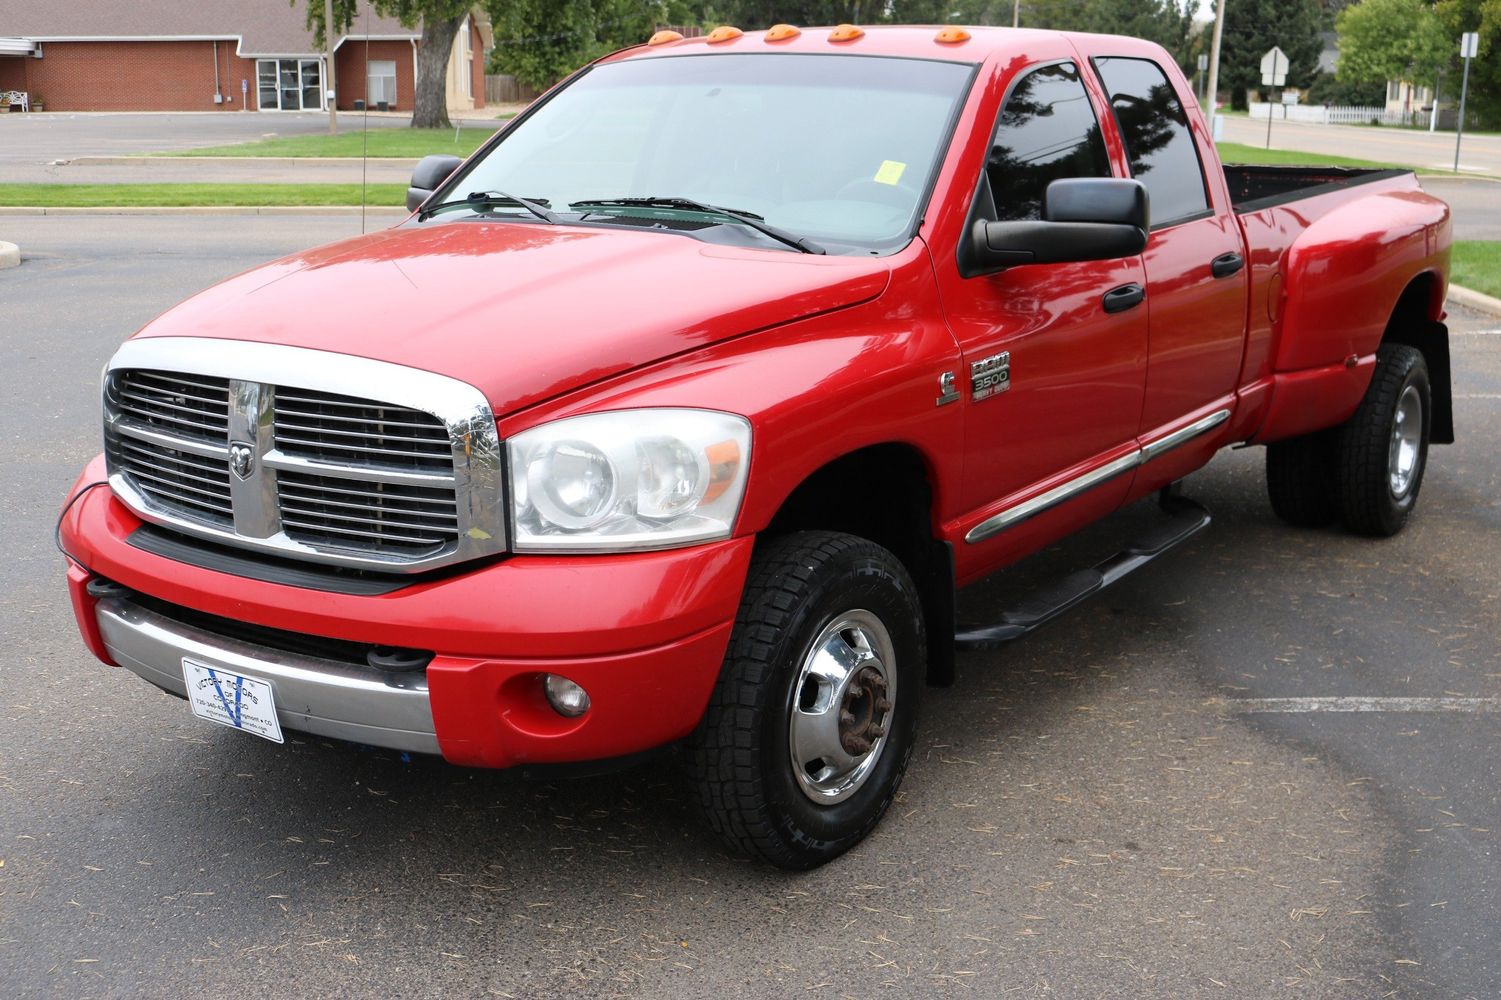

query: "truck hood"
(135, 222), (891, 416)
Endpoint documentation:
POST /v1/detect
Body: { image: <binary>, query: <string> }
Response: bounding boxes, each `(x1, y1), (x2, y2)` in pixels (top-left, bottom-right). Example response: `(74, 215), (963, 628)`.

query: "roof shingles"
(6, 0), (418, 57)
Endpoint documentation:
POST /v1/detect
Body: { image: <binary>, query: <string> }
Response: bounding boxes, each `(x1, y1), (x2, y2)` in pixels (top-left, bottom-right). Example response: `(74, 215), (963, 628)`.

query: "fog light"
(542, 674), (590, 717)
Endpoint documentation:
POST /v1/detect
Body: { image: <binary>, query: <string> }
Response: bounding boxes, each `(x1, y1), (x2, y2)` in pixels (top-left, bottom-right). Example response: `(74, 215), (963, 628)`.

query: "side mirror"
(964, 178), (1150, 275)
(406, 154), (463, 213)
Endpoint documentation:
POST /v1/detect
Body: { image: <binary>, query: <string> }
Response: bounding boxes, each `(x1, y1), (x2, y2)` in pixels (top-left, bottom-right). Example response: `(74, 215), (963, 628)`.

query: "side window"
(1092, 57), (1210, 227)
(986, 62), (1112, 222)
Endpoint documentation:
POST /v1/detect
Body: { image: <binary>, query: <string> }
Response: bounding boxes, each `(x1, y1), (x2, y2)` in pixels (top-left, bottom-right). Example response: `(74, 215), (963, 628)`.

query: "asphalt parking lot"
(1, 214), (1499, 1000)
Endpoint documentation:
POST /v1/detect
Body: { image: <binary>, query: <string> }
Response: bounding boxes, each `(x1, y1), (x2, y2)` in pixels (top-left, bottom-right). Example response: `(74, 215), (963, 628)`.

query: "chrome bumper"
(94, 596), (440, 754)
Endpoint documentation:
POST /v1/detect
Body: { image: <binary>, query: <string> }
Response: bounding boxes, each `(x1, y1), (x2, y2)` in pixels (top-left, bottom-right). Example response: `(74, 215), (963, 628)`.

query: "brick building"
(0, 1), (488, 113)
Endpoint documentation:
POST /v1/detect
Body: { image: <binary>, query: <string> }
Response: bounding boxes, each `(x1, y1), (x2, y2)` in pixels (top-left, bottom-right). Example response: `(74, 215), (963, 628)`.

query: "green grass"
(162, 127), (501, 159)
(1214, 141), (1412, 171)
(1452, 240), (1501, 299)
(0, 183), (406, 207)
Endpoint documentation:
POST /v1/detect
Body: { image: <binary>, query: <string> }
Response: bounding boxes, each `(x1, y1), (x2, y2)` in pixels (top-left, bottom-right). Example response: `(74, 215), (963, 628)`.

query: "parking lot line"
(1224, 696), (1501, 713)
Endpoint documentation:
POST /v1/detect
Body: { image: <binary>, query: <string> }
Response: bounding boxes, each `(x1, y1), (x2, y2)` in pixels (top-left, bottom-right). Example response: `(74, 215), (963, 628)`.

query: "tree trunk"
(413, 14), (463, 129)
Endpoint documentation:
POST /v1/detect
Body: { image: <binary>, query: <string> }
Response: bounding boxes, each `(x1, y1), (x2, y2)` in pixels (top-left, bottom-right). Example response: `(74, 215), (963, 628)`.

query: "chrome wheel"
(787, 610), (897, 805)
(1388, 383), (1424, 499)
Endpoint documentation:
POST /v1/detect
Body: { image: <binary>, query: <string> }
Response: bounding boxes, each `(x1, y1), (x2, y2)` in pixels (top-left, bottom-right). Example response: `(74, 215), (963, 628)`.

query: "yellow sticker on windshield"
(874, 160), (907, 186)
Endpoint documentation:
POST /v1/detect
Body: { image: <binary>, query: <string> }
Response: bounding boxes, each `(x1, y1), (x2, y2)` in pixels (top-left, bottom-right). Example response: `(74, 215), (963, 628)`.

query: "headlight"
(508, 408), (751, 552)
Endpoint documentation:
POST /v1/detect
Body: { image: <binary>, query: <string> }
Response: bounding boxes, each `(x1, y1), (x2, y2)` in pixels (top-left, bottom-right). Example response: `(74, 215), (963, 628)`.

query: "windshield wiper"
(421, 190), (558, 224)
(570, 197), (826, 255)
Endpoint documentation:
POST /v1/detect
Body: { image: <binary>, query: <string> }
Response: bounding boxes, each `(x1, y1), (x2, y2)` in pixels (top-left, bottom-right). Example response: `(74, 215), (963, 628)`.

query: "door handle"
(1211, 252), (1245, 278)
(1102, 282), (1145, 314)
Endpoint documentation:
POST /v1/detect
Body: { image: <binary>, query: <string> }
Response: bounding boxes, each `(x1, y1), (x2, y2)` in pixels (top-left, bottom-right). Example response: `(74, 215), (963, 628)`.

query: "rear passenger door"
(1090, 56), (1248, 436)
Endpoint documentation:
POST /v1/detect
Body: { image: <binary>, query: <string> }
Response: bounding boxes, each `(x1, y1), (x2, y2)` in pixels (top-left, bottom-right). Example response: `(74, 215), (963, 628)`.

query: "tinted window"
(445, 54), (974, 255)
(1093, 57), (1209, 226)
(986, 62), (1111, 222)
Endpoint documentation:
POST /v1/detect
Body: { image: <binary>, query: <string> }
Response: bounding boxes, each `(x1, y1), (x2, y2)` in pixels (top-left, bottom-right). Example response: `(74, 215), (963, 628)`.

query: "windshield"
(432, 53), (975, 255)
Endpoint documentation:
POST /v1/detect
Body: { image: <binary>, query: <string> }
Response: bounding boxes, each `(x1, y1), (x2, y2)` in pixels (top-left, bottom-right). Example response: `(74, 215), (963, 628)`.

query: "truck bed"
(1224, 164), (1411, 214)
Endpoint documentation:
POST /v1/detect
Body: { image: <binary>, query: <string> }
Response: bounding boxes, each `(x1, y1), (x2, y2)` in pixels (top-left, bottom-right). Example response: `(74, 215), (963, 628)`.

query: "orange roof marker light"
(934, 27), (971, 44)
(765, 23), (801, 41)
(706, 25), (744, 43)
(647, 30), (683, 46)
(828, 23), (865, 42)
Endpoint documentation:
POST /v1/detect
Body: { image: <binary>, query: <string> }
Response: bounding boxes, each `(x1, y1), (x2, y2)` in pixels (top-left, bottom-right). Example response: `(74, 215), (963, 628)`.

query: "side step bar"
(954, 492), (1211, 651)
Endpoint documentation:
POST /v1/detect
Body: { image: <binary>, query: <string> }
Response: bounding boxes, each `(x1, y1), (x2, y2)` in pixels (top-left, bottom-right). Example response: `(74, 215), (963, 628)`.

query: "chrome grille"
(109, 369), (230, 443)
(273, 388), (452, 471)
(101, 339), (505, 573)
(276, 470), (459, 554)
(106, 436), (234, 527)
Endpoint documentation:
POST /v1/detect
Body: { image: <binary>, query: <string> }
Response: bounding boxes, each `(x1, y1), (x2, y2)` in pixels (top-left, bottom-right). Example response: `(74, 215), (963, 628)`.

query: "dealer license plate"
(181, 659), (285, 744)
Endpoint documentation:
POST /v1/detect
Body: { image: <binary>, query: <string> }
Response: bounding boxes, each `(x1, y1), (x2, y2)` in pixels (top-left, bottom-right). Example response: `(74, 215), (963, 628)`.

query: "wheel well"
(766, 445), (956, 686)
(1381, 272), (1453, 444)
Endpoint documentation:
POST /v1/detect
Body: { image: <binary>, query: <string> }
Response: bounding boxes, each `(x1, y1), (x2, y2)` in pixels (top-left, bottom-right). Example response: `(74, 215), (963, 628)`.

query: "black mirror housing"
(971, 218), (1148, 269)
(961, 177), (1151, 277)
(406, 154), (464, 214)
(1044, 177), (1149, 230)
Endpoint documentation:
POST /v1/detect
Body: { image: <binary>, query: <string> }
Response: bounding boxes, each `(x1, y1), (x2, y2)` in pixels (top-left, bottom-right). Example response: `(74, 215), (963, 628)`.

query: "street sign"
(1456, 33), (1479, 171)
(1260, 46), (1287, 87)
(1197, 54), (1208, 72)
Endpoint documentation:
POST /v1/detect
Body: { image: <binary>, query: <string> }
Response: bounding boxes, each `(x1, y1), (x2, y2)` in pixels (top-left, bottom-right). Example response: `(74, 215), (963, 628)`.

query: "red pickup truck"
(59, 25), (1452, 869)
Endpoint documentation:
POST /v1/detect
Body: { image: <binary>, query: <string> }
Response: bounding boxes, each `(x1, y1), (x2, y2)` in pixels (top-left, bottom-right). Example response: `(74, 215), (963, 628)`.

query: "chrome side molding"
(965, 408), (1230, 544)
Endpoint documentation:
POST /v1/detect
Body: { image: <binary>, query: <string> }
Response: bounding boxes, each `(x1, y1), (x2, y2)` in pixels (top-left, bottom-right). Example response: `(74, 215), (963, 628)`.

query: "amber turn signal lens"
(647, 30), (683, 45)
(706, 25), (744, 43)
(934, 27), (971, 44)
(765, 23), (801, 41)
(828, 23), (865, 42)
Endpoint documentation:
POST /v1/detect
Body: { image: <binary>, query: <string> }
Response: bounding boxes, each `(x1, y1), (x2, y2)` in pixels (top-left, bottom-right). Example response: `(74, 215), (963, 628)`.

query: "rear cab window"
(1091, 57), (1211, 229)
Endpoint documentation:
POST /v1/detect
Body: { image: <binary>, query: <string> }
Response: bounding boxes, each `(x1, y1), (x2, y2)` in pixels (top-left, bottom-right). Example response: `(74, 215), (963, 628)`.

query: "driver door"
(933, 60), (1149, 554)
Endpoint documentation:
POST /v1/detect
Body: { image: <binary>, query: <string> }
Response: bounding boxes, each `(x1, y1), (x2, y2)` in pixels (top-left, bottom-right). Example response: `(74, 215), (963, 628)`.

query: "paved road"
(1220, 114), (1501, 176)
(1417, 178), (1501, 242)
(0, 111), (500, 186)
(1, 215), (1499, 999)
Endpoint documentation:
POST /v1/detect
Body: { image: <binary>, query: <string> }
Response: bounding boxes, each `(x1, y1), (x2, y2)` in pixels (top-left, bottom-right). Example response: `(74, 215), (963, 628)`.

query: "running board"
(954, 493), (1212, 651)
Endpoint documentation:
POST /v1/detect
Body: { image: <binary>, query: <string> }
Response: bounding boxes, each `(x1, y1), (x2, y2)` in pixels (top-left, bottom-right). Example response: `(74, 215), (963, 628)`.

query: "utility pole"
(1206, 0), (1227, 115)
(1455, 32), (1478, 173)
(1013, 0), (1021, 28)
(325, 0), (338, 134)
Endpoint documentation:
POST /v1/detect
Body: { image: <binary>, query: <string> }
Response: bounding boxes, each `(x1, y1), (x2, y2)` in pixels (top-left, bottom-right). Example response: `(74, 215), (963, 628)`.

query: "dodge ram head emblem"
(229, 442), (255, 480)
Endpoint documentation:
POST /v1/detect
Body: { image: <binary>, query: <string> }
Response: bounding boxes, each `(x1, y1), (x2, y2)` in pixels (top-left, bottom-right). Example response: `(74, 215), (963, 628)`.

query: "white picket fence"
(1249, 102), (1419, 127)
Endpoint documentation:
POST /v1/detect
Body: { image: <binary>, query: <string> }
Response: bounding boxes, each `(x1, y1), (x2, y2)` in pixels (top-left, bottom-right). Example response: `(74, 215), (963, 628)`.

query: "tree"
(1336, 0), (1450, 97)
(299, 0), (472, 129)
(487, 0), (673, 91)
(1212, 0), (1324, 109)
(1436, 0), (1501, 126)
(1008, 0), (1197, 66)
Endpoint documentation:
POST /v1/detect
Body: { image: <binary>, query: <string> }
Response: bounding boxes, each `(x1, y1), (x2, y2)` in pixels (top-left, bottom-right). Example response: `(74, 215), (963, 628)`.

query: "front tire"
(1337, 344), (1430, 537)
(687, 531), (924, 870)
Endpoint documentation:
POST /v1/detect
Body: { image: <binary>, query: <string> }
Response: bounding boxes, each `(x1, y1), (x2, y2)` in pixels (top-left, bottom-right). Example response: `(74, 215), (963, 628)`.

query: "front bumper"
(61, 457), (752, 768)
(96, 591), (441, 753)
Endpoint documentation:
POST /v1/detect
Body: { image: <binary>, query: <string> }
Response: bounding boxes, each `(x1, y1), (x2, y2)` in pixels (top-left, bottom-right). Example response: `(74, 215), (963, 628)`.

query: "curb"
(0, 240), (18, 269)
(0, 206), (409, 216)
(1416, 172), (1501, 183)
(69, 155), (424, 167)
(1448, 283), (1501, 316)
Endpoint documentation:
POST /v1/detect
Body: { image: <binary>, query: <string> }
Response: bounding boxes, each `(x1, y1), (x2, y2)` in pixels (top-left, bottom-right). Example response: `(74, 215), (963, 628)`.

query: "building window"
(257, 58), (324, 111)
(368, 60), (397, 109)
